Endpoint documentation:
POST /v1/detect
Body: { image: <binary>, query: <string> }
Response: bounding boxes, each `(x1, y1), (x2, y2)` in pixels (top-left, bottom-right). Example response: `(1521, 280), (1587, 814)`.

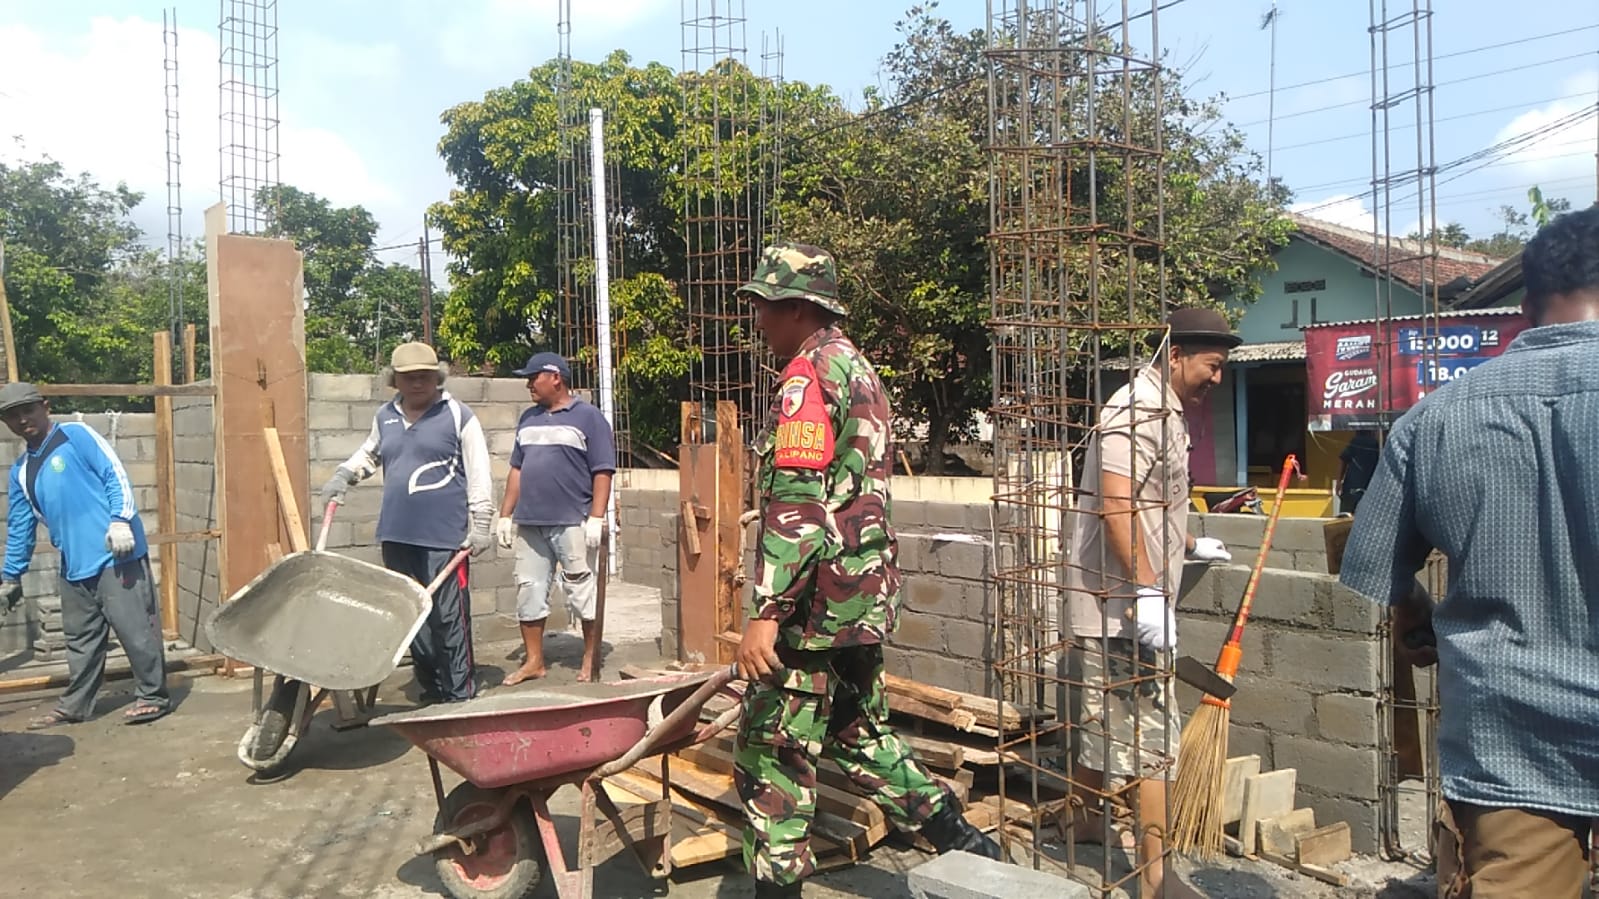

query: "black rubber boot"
(921, 799), (1003, 860)
(753, 880), (803, 898)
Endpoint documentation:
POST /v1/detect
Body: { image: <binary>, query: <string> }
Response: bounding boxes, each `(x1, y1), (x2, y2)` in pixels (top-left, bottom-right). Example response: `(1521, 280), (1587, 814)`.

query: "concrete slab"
(907, 851), (1091, 899)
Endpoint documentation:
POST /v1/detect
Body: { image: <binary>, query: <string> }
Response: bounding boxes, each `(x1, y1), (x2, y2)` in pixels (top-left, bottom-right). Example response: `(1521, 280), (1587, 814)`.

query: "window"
(1245, 365), (1308, 473)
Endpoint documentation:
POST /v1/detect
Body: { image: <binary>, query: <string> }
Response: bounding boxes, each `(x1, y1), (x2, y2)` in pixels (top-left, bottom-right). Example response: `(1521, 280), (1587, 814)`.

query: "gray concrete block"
(904, 576), (967, 619)
(472, 402), (523, 431)
(1225, 724), (1273, 769)
(929, 538), (990, 581)
(942, 618), (991, 662)
(925, 501), (969, 531)
(443, 377), (487, 402)
(1270, 519), (1329, 553)
(1328, 580), (1382, 634)
(1246, 569), (1321, 626)
(1174, 614), (1266, 673)
(892, 500), (928, 529)
(895, 534), (930, 574)
(1273, 733), (1380, 802)
(1177, 560), (1218, 612)
(907, 850), (1090, 899)
(1226, 674), (1315, 736)
(309, 373), (372, 401)
(910, 652), (985, 696)
(1196, 514), (1267, 551)
(1267, 630), (1380, 692)
(1314, 692), (1379, 746)
(308, 401), (352, 430)
(884, 646), (917, 681)
(891, 610), (946, 654)
(484, 379), (533, 403)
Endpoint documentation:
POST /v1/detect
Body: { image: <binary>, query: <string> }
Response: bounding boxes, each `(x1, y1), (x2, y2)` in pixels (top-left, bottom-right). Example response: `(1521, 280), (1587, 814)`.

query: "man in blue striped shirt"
(0, 383), (170, 728)
(1340, 206), (1599, 896)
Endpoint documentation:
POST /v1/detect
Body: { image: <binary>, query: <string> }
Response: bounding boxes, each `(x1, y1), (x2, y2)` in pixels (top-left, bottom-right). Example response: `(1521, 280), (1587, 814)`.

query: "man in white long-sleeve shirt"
(320, 343), (494, 703)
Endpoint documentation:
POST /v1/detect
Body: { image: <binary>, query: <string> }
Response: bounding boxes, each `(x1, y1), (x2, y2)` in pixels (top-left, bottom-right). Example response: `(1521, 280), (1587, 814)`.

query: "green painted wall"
(1228, 239), (1425, 343)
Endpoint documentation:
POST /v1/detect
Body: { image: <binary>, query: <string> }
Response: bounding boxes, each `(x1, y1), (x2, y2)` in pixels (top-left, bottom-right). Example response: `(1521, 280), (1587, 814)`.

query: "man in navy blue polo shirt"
(320, 342), (494, 703)
(497, 352), (615, 684)
(0, 382), (170, 728)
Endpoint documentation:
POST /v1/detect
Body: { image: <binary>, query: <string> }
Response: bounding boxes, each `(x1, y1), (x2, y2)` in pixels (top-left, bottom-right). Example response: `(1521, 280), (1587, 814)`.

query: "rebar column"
(986, 1), (1173, 894)
(218, 0), (279, 235)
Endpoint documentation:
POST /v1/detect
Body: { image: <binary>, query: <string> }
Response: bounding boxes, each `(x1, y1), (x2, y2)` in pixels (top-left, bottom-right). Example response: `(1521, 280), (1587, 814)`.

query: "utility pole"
(1263, 1), (1280, 186)
(589, 107), (618, 576)
(418, 226), (434, 345)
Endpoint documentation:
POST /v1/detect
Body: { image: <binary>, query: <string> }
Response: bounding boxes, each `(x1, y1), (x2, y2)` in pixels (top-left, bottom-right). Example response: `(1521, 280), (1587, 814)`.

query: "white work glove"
(466, 511), (494, 557)
(319, 466), (357, 506)
(1190, 536), (1232, 563)
(495, 517), (517, 550)
(584, 516), (605, 550)
(1133, 586), (1178, 652)
(105, 521), (136, 559)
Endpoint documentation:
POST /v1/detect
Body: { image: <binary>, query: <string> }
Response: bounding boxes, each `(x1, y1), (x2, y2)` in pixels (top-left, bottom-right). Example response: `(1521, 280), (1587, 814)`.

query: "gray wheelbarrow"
(205, 501), (466, 776)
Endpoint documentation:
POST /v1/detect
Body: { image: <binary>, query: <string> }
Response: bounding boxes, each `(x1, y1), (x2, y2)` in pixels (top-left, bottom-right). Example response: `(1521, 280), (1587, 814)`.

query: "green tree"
(0, 156), (206, 408)
(257, 185), (431, 372)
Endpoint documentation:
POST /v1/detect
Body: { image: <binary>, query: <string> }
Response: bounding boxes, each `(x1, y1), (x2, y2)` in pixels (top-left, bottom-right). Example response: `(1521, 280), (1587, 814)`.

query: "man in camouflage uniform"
(734, 242), (1001, 898)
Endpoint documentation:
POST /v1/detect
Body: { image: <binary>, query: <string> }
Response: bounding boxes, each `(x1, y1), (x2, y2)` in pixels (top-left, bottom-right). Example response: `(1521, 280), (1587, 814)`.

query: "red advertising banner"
(1304, 310), (1530, 431)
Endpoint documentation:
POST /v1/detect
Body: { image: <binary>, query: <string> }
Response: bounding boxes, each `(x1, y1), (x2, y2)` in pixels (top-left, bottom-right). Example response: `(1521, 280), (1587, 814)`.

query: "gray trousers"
(57, 557), (169, 720)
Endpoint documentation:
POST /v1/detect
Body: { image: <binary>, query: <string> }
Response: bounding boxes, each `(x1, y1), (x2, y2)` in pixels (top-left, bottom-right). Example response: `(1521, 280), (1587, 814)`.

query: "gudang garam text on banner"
(1304, 308), (1530, 431)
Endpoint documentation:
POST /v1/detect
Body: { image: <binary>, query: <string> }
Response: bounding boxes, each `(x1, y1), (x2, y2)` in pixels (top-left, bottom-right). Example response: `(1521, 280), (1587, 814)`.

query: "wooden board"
(153, 330), (179, 636)
(1258, 808), (1316, 858)
(205, 203), (308, 601)
(1296, 821), (1353, 867)
(676, 400), (742, 667)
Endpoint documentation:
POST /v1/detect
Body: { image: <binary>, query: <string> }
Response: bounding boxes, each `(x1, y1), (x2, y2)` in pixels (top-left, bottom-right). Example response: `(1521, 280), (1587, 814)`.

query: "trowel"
(1175, 654), (1237, 700)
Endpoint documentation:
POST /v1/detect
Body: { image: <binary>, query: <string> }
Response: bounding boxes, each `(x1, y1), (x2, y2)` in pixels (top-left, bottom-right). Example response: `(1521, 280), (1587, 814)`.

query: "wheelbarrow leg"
(530, 790), (592, 899)
(330, 688), (380, 731)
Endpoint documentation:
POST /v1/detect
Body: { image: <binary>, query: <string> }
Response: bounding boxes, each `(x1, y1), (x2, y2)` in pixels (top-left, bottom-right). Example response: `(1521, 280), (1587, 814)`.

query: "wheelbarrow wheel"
(250, 676), (302, 762)
(434, 783), (542, 899)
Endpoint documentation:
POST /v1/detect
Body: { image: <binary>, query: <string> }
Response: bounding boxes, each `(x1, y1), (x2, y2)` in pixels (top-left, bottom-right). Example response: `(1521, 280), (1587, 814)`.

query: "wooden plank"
(1222, 754), (1262, 825)
(1323, 516), (1354, 575)
(182, 323), (197, 383)
(1296, 822), (1352, 867)
(667, 744), (887, 838)
(1239, 769), (1297, 856)
(206, 203), (308, 602)
(263, 427), (308, 553)
(1258, 808), (1316, 858)
(0, 241), (17, 382)
(890, 695), (978, 732)
(883, 674), (964, 711)
(677, 419), (718, 664)
(147, 530), (221, 546)
(1259, 849), (1349, 887)
(905, 734), (965, 770)
(154, 330), (179, 637)
(680, 500), (702, 556)
(883, 674), (1031, 731)
(0, 653), (227, 695)
(713, 401), (742, 668)
(33, 383), (216, 397)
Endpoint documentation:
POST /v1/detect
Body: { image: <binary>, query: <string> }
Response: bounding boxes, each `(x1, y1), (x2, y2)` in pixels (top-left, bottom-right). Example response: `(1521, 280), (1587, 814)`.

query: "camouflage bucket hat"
(737, 242), (847, 316)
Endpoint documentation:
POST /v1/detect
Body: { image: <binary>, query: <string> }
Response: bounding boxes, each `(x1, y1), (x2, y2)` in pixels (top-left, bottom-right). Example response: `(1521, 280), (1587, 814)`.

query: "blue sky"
(1, 0), (1594, 272)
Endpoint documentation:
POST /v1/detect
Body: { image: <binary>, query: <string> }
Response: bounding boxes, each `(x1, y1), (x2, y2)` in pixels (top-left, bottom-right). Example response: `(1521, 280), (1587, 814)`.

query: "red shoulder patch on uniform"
(773, 357), (834, 471)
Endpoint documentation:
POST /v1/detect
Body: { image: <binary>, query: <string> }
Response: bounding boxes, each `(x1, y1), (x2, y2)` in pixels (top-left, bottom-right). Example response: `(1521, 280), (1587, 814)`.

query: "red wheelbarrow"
(374, 665), (742, 899)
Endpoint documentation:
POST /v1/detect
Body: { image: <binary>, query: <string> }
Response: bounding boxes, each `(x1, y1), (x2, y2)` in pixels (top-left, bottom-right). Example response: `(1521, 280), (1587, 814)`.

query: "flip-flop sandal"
(123, 703), (170, 725)
(27, 710), (82, 730)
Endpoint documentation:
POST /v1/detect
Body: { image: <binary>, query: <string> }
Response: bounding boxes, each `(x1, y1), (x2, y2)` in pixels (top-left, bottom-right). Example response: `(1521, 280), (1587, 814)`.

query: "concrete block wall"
(0, 411), (163, 663)
(174, 394), (220, 651)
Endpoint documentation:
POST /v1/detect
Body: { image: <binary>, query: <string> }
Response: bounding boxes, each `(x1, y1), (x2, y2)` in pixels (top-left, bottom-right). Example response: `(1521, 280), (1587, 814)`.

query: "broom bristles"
(1168, 699), (1231, 858)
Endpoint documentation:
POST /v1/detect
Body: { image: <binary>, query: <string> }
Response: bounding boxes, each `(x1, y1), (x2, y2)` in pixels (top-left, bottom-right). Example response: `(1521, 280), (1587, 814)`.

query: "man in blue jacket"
(0, 382), (170, 728)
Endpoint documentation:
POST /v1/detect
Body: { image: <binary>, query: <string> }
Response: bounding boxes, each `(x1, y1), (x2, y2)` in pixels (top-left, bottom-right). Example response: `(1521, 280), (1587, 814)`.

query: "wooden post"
(0, 240), (19, 382)
(676, 400), (742, 666)
(154, 331), (179, 637)
(183, 323), (197, 383)
(713, 401), (743, 664)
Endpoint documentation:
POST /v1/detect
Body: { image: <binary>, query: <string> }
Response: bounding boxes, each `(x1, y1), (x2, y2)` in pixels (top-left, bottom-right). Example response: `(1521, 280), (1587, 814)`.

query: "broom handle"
(1215, 454), (1299, 676)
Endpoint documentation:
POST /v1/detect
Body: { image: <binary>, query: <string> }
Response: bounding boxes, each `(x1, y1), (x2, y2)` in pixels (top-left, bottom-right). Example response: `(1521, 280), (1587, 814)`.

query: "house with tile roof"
(1189, 213), (1510, 507)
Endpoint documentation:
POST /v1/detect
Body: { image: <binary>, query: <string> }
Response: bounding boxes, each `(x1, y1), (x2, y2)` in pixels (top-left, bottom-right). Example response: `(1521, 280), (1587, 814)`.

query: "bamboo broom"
(1169, 454), (1301, 857)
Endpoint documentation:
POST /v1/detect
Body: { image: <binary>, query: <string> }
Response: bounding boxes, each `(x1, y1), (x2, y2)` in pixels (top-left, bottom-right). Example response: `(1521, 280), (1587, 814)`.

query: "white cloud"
(0, 17), (397, 247)
(1291, 194), (1375, 232)
(1490, 70), (1599, 182)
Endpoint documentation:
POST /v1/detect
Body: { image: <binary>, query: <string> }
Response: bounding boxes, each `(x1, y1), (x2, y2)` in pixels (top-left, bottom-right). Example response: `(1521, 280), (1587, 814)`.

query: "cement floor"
(0, 581), (1441, 899)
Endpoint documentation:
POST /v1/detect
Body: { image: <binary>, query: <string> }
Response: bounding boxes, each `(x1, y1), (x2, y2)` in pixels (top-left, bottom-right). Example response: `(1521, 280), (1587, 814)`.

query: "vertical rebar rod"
(164, 9), (184, 351)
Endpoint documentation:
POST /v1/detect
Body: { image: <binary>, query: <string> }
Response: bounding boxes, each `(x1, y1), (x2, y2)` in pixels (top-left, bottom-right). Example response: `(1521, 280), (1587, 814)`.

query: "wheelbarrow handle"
(423, 549), (472, 596)
(589, 665), (739, 780)
(315, 500), (340, 552)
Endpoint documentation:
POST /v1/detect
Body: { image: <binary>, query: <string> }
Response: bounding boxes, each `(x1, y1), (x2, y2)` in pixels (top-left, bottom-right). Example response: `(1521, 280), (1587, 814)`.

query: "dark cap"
(512, 352), (572, 382)
(1166, 306), (1242, 349)
(0, 382), (44, 413)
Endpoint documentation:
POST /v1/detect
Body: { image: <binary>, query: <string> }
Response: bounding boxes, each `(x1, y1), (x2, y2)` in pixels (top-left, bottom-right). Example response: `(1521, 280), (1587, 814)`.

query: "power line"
(1273, 91), (1599, 154)
(1226, 23), (1599, 102)
(1237, 51), (1597, 127)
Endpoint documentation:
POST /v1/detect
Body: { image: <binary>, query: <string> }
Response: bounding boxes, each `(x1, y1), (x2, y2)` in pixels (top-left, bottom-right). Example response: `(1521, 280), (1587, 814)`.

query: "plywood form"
(204, 203), (308, 600)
